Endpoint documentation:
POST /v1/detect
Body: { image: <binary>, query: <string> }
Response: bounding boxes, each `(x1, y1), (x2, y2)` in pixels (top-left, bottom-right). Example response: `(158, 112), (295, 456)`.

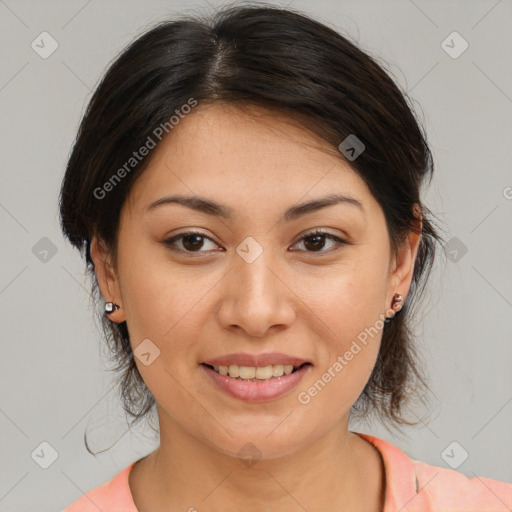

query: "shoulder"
(413, 458), (512, 511)
(356, 432), (512, 512)
(61, 462), (137, 512)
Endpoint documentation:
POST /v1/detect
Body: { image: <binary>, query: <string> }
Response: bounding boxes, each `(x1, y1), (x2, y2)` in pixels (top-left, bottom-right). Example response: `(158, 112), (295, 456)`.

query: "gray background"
(0, 0), (511, 510)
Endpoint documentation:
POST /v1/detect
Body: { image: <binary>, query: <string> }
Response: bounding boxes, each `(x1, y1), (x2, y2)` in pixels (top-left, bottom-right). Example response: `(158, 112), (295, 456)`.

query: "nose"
(216, 245), (296, 338)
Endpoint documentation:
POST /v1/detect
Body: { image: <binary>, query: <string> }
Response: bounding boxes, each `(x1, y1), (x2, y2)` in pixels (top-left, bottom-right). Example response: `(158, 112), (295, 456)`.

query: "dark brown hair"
(59, 2), (445, 453)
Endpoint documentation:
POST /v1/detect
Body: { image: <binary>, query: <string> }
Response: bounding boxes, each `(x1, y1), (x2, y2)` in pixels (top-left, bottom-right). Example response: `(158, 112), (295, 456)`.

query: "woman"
(59, 3), (512, 511)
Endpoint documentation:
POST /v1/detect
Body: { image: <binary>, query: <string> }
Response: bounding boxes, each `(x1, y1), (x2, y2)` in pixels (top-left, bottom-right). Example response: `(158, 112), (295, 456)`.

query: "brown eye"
(292, 230), (347, 253)
(163, 231), (220, 254)
(181, 233), (206, 251)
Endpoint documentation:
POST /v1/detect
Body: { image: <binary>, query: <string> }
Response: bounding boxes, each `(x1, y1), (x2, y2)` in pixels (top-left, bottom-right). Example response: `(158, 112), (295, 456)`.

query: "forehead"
(126, 102), (379, 222)
(152, 102), (347, 176)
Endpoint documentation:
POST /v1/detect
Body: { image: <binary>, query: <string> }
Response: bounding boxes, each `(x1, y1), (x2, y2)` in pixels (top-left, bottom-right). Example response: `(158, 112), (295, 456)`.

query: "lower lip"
(201, 364), (311, 402)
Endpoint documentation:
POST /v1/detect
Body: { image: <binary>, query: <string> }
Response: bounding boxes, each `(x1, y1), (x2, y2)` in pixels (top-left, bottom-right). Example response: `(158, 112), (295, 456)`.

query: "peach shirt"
(62, 432), (512, 511)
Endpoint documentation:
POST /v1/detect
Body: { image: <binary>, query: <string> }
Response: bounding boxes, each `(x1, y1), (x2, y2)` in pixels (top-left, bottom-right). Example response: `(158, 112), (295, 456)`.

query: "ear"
(89, 235), (126, 323)
(386, 204), (423, 313)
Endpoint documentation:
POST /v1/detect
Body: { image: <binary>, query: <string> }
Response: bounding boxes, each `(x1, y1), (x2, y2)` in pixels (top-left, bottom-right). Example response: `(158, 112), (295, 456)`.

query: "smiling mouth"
(202, 362), (311, 381)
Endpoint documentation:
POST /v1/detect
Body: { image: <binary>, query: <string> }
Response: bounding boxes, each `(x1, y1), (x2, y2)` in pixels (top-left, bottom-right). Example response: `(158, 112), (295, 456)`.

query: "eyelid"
(293, 227), (348, 245)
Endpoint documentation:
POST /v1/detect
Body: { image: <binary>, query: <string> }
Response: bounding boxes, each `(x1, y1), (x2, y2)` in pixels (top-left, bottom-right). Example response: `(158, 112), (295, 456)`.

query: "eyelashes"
(162, 229), (348, 256)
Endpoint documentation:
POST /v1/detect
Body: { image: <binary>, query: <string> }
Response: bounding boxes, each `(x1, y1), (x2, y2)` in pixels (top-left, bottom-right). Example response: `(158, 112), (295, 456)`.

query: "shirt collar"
(355, 431), (423, 511)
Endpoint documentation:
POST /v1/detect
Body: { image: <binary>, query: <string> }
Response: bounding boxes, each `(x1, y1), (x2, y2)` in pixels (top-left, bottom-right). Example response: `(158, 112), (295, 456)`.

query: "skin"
(90, 102), (422, 512)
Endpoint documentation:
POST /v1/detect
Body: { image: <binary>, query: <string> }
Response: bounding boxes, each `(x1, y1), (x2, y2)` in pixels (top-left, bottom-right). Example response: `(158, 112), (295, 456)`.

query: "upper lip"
(202, 352), (310, 367)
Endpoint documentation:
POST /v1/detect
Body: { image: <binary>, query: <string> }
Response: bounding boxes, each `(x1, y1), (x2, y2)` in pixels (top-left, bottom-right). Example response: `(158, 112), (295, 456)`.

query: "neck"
(130, 409), (384, 512)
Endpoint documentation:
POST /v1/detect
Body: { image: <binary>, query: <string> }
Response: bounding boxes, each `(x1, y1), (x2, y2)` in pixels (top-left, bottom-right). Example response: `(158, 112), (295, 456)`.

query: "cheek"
(298, 254), (388, 343)
(117, 244), (221, 395)
(117, 237), (199, 337)
(119, 259), (209, 413)
(300, 260), (387, 399)
(296, 300), (385, 423)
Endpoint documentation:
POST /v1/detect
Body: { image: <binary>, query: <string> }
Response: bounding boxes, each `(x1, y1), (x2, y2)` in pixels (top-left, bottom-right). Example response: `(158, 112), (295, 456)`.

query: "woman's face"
(92, 102), (420, 460)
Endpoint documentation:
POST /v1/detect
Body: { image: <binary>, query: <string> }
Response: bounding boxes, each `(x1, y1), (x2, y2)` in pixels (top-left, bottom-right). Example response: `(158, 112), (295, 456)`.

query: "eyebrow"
(145, 193), (366, 221)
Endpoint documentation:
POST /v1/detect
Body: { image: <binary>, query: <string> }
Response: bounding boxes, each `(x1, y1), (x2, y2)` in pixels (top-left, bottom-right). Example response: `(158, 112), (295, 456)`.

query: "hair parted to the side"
(59, 2), (445, 455)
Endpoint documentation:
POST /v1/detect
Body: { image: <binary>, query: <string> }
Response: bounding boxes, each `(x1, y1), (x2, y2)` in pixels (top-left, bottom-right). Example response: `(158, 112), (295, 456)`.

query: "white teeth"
(272, 364), (284, 377)
(255, 366), (273, 379)
(239, 366), (256, 379)
(210, 363), (303, 380)
(228, 365), (239, 378)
